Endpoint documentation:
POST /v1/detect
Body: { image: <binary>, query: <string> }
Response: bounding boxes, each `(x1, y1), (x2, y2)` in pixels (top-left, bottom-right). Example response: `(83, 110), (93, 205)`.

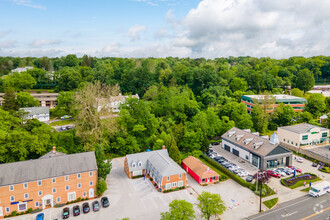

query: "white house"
(97, 93), (139, 113)
(20, 107), (50, 122)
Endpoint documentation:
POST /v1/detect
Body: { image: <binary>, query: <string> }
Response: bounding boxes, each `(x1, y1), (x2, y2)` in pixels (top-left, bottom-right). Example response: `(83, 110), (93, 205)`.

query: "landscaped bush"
(282, 173), (317, 187)
(163, 186), (186, 193)
(318, 166), (330, 173)
(132, 174), (144, 179)
(54, 203), (65, 208)
(149, 177), (153, 181)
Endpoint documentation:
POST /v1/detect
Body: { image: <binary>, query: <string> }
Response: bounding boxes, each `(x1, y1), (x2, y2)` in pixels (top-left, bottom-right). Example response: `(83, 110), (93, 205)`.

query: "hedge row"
(200, 154), (253, 188)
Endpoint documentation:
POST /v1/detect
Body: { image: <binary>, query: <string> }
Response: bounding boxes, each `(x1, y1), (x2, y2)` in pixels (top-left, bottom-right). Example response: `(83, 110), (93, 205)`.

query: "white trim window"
(166, 183), (171, 190)
(67, 192), (76, 202)
(9, 185), (14, 191)
(132, 163), (136, 168)
(52, 188), (56, 193)
(52, 178), (56, 183)
(24, 193), (29, 199)
(65, 186), (69, 191)
(65, 175), (69, 181)
(10, 196), (14, 202)
(179, 173), (182, 179)
(167, 176), (170, 181)
(38, 191), (42, 196)
(83, 192), (87, 197)
(5, 208), (10, 213)
(172, 182), (177, 187)
(178, 181), (183, 187)
(89, 171), (93, 177)
(78, 183), (81, 188)
(89, 181), (93, 186)
(37, 180), (42, 186)
(77, 173), (81, 179)
(17, 203), (27, 212)
(35, 202), (39, 207)
(57, 197), (61, 202)
(23, 183), (28, 189)
(138, 162), (142, 167)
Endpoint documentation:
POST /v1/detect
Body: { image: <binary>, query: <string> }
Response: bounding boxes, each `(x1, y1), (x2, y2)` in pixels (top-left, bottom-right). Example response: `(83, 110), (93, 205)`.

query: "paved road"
(247, 194), (330, 220)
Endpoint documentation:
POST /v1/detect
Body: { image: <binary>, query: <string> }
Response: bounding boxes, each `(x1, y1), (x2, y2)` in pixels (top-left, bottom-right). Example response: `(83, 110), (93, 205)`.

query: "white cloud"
(0, 31), (11, 38)
(11, 0), (46, 10)
(126, 25), (147, 41)
(173, 0), (330, 58)
(29, 39), (62, 47)
(0, 40), (17, 48)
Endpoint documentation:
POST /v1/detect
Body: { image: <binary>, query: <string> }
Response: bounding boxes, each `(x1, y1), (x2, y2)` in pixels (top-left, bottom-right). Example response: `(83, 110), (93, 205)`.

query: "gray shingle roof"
(0, 151), (97, 186)
(279, 123), (328, 134)
(20, 107), (49, 116)
(126, 149), (185, 177)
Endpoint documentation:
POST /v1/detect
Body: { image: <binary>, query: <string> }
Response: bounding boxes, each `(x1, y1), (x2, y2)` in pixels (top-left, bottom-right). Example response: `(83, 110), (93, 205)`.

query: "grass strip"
(263, 198), (278, 209)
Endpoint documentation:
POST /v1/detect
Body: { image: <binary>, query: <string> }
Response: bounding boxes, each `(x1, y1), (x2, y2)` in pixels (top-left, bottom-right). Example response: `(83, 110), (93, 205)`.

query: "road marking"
(300, 206), (330, 220)
(250, 197), (312, 219)
(281, 211), (298, 217)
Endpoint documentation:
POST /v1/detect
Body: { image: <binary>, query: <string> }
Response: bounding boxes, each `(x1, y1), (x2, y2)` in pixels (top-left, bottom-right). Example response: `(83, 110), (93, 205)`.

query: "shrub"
(132, 174), (144, 179)
(96, 179), (107, 196)
(150, 177), (153, 181)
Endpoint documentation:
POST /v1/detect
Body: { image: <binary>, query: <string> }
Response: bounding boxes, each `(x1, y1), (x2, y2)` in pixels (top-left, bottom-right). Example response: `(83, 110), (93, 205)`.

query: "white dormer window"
(138, 161), (142, 167)
(132, 163), (136, 168)
(227, 131), (236, 137)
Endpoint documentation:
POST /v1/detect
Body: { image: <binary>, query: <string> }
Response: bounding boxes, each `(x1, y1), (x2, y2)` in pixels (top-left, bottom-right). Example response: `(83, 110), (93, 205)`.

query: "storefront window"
(266, 158), (284, 168)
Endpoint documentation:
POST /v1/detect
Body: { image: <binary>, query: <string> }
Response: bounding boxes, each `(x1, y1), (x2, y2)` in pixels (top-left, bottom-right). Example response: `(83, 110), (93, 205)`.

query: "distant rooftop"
(279, 123), (328, 134)
(242, 94), (306, 101)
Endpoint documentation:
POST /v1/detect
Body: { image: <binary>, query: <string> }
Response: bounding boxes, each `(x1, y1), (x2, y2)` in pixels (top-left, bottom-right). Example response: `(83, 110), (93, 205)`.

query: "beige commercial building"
(277, 123), (329, 149)
(0, 92), (59, 109)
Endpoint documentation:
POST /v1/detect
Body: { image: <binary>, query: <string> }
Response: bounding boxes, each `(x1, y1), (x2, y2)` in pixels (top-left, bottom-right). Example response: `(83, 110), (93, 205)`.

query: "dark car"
(246, 175), (253, 182)
(82, 202), (90, 214)
(66, 126), (72, 130)
(212, 142), (220, 146)
(214, 156), (223, 161)
(312, 162), (318, 167)
(72, 205), (80, 217)
(36, 213), (44, 220)
(206, 149), (213, 154)
(92, 201), (100, 212)
(62, 207), (70, 219)
(101, 197), (110, 208)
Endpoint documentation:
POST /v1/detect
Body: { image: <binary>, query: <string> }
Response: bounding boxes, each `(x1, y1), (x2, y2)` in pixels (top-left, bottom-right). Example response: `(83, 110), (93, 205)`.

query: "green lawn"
(263, 198), (278, 209)
(49, 119), (75, 126)
(300, 187), (311, 192)
(199, 157), (229, 181)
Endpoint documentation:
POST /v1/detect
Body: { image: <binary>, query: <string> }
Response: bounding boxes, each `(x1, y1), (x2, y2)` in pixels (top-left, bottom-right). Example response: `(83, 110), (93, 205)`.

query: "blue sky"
(0, 0), (329, 58)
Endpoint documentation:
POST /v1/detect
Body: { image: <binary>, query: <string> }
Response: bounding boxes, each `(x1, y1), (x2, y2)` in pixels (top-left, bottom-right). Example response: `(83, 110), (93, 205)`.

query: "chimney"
(162, 145), (166, 149)
(52, 146), (56, 154)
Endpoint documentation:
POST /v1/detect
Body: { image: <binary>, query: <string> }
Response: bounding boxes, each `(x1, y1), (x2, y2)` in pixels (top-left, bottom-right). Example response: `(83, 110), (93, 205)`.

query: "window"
(179, 174), (182, 179)
(138, 162), (142, 167)
(245, 155), (249, 160)
(167, 176), (170, 181)
(296, 143), (298, 146)
(322, 132), (327, 137)
(67, 192), (76, 201)
(10, 196), (14, 202)
(52, 178), (56, 183)
(89, 171), (93, 177)
(23, 183), (28, 189)
(18, 203), (27, 212)
(166, 183), (171, 190)
(291, 141), (293, 144)
(9, 185), (14, 191)
(89, 181), (93, 186)
(283, 139), (285, 142)
(172, 182), (177, 187)
(78, 183), (81, 188)
(38, 180), (42, 186)
(287, 140), (289, 143)
(57, 197), (61, 202)
(302, 135), (308, 140)
(65, 176), (69, 181)
(77, 173), (81, 179)
(5, 208), (10, 213)
(52, 188), (56, 193)
(178, 181), (183, 187)
(35, 202), (39, 207)
(38, 191), (42, 196)
(83, 192), (87, 197)
(24, 193), (28, 199)
(65, 186), (69, 191)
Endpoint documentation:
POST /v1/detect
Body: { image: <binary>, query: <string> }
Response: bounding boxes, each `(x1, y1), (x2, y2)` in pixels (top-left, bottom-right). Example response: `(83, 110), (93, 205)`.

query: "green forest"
(0, 55), (329, 164)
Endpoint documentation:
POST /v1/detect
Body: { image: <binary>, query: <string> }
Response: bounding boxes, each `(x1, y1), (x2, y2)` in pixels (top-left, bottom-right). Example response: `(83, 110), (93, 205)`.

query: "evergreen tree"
(168, 138), (181, 165)
(2, 87), (19, 112)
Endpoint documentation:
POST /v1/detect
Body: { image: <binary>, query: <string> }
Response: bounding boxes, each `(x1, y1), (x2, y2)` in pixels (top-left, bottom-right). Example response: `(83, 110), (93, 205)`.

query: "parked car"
(288, 166), (302, 173)
(274, 169), (286, 177)
(66, 126), (72, 130)
(312, 162), (318, 167)
(283, 167), (293, 175)
(239, 170), (249, 177)
(60, 126), (67, 131)
(92, 201), (100, 212)
(212, 142), (220, 146)
(60, 115), (71, 120)
(82, 202), (90, 214)
(101, 197), (110, 208)
(62, 207), (70, 219)
(217, 158), (226, 163)
(267, 170), (281, 178)
(73, 205), (80, 216)
(36, 213), (44, 220)
(297, 157), (304, 163)
(246, 175), (253, 182)
(214, 156), (223, 161)
(206, 149), (213, 154)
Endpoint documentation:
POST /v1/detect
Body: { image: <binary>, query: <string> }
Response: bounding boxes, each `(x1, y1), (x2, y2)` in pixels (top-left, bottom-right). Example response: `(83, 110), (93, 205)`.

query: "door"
(89, 188), (94, 198)
(0, 207), (3, 217)
(224, 145), (230, 152)
(133, 170), (142, 176)
(233, 149), (239, 157)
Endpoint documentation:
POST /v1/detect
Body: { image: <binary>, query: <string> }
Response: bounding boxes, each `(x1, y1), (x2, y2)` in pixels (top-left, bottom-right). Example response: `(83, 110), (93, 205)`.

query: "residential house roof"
(279, 123), (328, 134)
(182, 156), (218, 179)
(221, 127), (289, 157)
(0, 151), (97, 187)
(20, 107), (49, 116)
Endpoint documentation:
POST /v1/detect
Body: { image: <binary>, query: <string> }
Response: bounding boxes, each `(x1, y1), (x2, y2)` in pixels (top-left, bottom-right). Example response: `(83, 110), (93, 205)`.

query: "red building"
(182, 156), (219, 185)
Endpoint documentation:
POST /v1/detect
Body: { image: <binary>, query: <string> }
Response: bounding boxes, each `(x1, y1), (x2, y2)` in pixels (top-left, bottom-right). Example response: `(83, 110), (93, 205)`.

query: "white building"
(20, 107), (50, 122)
(11, 66), (33, 73)
(97, 93), (139, 113)
(277, 123), (329, 149)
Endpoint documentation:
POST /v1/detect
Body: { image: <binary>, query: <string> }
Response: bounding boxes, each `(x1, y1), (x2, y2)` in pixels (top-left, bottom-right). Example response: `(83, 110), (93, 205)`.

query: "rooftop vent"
(260, 135), (269, 140)
(227, 131), (236, 137)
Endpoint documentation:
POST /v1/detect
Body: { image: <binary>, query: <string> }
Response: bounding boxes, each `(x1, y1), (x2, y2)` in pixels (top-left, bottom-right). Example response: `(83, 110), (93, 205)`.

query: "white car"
(274, 169), (286, 177)
(297, 157), (304, 163)
(238, 170), (249, 177)
(210, 153), (218, 159)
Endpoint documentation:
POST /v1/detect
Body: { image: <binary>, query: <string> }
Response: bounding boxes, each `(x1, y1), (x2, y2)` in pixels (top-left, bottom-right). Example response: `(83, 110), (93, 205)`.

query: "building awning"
(300, 140), (309, 145)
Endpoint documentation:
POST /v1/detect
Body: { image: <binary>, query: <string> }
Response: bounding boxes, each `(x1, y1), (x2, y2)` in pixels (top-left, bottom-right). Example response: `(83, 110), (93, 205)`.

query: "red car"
(267, 170), (281, 178)
(288, 166), (302, 173)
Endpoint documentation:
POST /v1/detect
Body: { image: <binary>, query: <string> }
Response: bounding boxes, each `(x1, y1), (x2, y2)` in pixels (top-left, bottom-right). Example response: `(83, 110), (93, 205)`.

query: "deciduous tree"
(160, 200), (195, 220)
(197, 191), (226, 220)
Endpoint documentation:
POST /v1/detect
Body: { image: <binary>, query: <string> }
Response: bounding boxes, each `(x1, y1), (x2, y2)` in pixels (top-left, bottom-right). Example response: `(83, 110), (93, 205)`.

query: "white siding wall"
(222, 140), (252, 163)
